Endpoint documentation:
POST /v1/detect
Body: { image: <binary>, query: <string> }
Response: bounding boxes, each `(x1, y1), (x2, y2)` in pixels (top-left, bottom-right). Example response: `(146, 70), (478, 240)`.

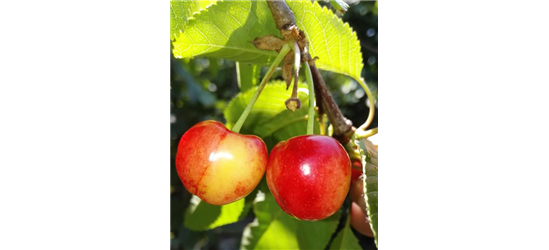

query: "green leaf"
(170, 0), (365, 83)
(362, 138), (378, 246)
(253, 104), (309, 138)
(329, 216), (362, 250)
(172, 1), (280, 65)
(330, 0), (349, 13)
(223, 81), (314, 138)
(240, 185), (297, 250)
(236, 62), (260, 92)
(296, 212), (341, 249)
(240, 187), (340, 250)
(290, 0), (377, 106)
(184, 193), (253, 231)
(289, 0), (363, 82)
(170, 0), (217, 41)
(254, 209), (299, 249)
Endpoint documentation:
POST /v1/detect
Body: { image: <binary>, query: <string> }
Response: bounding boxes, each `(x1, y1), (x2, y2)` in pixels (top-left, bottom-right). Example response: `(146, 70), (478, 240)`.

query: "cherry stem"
(308, 60), (352, 137)
(231, 43), (292, 133)
(356, 78), (376, 133)
(292, 41), (300, 100)
(303, 60), (315, 135)
(355, 127), (377, 139)
(285, 40), (302, 111)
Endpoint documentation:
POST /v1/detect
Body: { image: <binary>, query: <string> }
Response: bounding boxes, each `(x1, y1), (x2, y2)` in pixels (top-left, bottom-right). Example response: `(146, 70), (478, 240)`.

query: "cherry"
(266, 135), (351, 221)
(351, 161), (363, 182)
(175, 120), (268, 205)
(350, 201), (374, 237)
(349, 172), (374, 237)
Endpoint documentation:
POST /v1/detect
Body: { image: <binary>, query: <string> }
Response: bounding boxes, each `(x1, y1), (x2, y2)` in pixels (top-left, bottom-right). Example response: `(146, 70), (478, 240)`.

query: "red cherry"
(351, 160), (363, 182)
(266, 135), (351, 221)
(175, 120), (268, 205)
(350, 201), (374, 237)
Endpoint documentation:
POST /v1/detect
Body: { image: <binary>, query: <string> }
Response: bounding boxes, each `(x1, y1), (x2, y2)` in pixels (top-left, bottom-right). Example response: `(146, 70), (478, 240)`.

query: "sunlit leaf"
(172, 1), (280, 65)
(240, 185), (340, 250)
(223, 81), (313, 137)
(184, 193), (254, 231)
(289, 0), (365, 86)
(361, 138), (378, 245)
(329, 216), (362, 250)
(171, 0), (365, 83)
(170, 0), (217, 41)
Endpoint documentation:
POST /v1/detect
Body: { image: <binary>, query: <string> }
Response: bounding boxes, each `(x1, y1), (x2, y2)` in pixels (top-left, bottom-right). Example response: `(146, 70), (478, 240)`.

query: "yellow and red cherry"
(175, 120), (268, 205)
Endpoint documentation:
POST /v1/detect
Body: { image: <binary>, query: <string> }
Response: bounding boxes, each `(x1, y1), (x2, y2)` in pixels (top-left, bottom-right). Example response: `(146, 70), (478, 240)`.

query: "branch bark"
(266, 1), (296, 30)
(308, 60), (353, 139)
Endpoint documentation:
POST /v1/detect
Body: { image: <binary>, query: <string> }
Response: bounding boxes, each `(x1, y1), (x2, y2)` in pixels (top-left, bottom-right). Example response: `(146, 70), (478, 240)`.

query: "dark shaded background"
(171, 1), (378, 249)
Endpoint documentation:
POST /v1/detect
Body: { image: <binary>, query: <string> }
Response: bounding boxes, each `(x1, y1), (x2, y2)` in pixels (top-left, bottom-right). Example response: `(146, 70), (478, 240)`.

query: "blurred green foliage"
(171, 1), (377, 249)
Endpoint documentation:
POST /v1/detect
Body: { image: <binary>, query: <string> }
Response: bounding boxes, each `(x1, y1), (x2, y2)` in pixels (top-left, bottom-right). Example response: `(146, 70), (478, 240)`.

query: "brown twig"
(267, 1), (296, 31)
(308, 60), (353, 139)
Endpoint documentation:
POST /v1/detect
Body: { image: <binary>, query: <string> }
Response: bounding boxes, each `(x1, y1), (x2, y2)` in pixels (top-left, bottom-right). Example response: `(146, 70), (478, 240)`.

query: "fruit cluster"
(175, 120), (353, 221)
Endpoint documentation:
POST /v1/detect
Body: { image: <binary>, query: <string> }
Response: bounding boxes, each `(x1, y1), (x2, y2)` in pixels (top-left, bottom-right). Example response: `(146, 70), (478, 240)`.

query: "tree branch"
(308, 60), (353, 139)
(267, 1), (296, 31)
(267, 0), (354, 142)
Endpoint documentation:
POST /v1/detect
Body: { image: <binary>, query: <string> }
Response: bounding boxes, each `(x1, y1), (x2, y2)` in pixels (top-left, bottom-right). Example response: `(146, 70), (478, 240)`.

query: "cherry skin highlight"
(175, 120), (268, 205)
(266, 135), (351, 221)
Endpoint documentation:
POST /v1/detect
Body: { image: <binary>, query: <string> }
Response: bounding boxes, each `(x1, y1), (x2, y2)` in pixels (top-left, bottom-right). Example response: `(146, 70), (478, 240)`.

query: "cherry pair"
(175, 120), (351, 221)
